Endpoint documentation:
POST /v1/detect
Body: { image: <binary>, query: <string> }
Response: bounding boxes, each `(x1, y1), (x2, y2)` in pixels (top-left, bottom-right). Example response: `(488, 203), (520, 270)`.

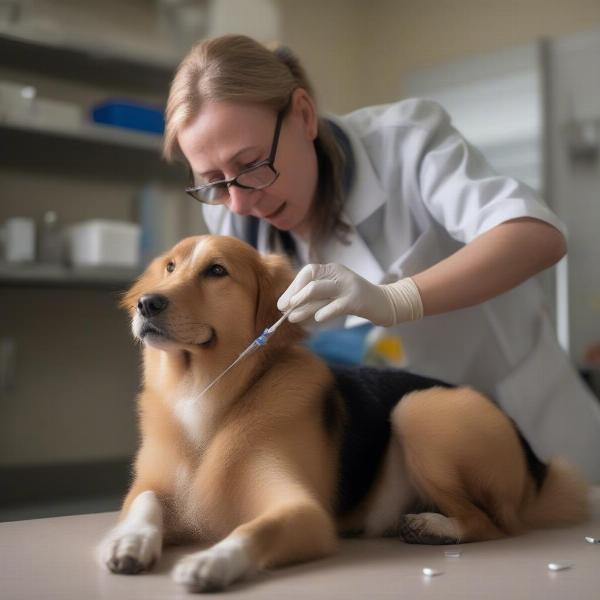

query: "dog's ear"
(254, 253), (295, 334)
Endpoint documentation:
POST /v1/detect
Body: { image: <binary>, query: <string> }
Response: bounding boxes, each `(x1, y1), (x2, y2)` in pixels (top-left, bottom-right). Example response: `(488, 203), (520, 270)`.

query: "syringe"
(197, 309), (292, 398)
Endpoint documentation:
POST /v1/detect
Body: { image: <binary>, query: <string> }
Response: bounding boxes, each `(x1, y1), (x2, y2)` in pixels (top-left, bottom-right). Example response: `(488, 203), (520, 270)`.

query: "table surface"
(1, 489), (600, 600)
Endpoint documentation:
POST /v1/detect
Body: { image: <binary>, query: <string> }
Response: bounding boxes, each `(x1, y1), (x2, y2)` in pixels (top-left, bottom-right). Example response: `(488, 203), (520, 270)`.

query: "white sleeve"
(413, 102), (567, 243)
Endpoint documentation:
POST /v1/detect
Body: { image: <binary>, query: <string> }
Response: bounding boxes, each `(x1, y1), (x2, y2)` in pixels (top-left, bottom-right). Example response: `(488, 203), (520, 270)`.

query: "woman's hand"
(277, 263), (423, 325)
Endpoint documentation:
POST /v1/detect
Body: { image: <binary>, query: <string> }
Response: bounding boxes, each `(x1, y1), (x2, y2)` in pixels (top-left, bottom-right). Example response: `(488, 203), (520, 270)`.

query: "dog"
(98, 234), (589, 593)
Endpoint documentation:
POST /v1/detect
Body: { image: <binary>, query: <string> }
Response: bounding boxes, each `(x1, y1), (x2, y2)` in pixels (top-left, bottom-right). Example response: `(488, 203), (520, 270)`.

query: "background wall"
(279, 0), (600, 113)
(2, 0), (600, 472)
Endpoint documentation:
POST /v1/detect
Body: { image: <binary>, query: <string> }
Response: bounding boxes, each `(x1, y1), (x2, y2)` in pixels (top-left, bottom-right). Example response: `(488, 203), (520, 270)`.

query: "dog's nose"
(138, 294), (169, 318)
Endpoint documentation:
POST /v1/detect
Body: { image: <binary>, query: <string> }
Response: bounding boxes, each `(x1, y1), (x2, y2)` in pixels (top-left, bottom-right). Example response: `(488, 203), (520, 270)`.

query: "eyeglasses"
(185, 107), (286, 205)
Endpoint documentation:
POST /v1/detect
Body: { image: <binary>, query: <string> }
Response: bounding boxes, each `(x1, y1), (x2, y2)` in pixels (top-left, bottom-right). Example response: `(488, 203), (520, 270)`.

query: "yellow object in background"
(362, 327), (407, 368)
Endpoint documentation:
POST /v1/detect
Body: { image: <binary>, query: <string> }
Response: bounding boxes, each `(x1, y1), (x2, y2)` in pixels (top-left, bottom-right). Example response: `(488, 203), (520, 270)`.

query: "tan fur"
(119, 235), (339, 567)
(391, 386), (589, 542)
(105, 234), (589, 589)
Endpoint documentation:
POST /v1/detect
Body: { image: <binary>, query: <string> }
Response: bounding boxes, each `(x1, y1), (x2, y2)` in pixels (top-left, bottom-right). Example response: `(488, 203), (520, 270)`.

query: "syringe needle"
(197, 309), (292, 399)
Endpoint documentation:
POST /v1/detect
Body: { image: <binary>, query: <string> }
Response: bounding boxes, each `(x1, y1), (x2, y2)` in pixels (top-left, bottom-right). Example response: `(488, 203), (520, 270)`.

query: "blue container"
(91, 100), (165, 134)
(306, 324), (373, 366)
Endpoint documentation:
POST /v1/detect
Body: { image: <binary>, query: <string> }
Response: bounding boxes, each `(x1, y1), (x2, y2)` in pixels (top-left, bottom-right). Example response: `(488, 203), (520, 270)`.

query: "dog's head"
(122, 235), (303, 357)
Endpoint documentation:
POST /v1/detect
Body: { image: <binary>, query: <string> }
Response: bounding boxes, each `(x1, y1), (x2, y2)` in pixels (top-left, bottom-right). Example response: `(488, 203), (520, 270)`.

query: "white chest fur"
(173, 390), (214, 450)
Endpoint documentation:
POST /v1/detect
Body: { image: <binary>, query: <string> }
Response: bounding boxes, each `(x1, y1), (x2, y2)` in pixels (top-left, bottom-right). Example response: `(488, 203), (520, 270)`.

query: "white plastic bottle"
(38, 210), (64, 265)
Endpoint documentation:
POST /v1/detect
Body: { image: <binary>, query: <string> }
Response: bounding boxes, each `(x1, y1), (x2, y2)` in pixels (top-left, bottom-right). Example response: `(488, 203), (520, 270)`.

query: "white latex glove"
(277, 263), (424, 326)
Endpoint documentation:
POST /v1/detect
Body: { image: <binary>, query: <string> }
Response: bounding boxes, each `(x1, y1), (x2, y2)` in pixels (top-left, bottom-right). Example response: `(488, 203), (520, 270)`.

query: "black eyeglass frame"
(185, 106), (287, 205)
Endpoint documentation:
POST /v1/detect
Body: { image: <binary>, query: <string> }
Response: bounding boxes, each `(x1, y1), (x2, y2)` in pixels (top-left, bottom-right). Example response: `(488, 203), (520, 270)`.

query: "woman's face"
(177, 90), (319, 239)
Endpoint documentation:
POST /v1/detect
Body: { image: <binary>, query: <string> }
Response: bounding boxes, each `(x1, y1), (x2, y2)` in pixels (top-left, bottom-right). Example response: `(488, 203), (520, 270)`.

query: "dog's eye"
(166, 261), (176, 273)
(204, 264), (228, 278)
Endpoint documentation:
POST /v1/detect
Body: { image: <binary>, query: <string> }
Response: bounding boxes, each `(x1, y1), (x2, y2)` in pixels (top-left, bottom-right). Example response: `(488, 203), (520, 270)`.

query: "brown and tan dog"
(97, 234), (588, 593)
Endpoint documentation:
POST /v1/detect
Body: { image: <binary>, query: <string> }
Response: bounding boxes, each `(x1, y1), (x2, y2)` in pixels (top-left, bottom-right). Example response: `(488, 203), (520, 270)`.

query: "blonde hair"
(164, 34), (350, 248)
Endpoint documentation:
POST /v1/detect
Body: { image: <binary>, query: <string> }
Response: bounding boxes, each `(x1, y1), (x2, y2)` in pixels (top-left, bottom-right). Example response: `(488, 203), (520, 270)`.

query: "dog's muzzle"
(137, 294), (169, 318)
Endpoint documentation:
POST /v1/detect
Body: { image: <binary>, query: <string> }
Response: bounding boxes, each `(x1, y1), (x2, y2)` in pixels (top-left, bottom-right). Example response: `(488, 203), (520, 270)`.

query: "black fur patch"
(330, 365), (548, 515)
(322, 385), (340, 435)
(514, 426), (548, 489)
(330, 365), (452, 515)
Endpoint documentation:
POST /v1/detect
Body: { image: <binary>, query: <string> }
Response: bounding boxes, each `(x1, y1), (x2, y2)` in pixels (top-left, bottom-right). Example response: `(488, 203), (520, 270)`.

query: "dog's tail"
(519, 458), (589, 529)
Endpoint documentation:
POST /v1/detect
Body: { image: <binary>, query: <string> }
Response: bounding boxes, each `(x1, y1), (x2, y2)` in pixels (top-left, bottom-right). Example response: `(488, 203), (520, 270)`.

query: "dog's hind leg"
(398, 495), (505, 544)
(390, 386), (526, 543)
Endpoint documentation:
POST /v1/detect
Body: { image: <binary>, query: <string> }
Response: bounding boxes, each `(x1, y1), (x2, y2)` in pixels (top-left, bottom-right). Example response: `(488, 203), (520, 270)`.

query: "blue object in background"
(306, 324), (372, 366)
(91, 100), (165, 134)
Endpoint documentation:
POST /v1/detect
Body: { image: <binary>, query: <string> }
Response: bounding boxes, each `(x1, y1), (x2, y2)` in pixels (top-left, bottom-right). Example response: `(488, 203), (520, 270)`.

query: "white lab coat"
(202, 98), (600, 482)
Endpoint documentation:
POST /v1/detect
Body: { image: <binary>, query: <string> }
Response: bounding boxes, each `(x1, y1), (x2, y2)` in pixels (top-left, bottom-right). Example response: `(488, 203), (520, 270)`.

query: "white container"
(68, 220), (140, 268)
(1, 217), (36, 262)
(0, 81), (33, 120)
(0, 80), (83, 130)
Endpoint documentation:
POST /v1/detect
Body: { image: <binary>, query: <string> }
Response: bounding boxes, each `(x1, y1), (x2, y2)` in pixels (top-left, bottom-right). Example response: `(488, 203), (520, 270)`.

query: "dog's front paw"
(97, 524), (162, 574)
(398, 513), (460, 545)
(172, 537), (254, 593)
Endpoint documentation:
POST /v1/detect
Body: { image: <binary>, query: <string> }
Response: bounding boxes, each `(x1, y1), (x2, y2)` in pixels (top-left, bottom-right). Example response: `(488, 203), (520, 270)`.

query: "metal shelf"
(0, 262), (140, 289)
(0, 24), (181, 289)
(0, 24), (178, 93)
(0, 113), (185, 182)
(0, 112), (163, 151)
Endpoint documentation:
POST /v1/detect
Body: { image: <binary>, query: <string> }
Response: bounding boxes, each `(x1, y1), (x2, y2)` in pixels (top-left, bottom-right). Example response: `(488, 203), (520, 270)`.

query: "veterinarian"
(164, 34), (600, 482)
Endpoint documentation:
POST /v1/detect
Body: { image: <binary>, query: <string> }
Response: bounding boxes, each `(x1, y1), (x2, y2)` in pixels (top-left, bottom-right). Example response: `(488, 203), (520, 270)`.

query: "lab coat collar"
(326, 114), (388, 226)
(324, 116), (389, 328)
(321, 114), (386, 285)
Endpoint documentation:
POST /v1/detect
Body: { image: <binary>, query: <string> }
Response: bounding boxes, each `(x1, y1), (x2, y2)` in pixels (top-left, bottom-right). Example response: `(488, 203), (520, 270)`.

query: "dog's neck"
(142, 322), (302, 451)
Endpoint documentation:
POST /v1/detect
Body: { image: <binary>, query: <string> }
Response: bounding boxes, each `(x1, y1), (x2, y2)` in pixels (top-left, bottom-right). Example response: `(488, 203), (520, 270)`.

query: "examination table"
(1, 487), (599, 599)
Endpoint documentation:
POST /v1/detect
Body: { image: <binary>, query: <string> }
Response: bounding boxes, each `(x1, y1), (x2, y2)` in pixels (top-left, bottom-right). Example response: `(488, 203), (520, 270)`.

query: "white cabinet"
(0, 28), (182, 469)
(545, 29), (600, 367)
(405, 35), (600, 378)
